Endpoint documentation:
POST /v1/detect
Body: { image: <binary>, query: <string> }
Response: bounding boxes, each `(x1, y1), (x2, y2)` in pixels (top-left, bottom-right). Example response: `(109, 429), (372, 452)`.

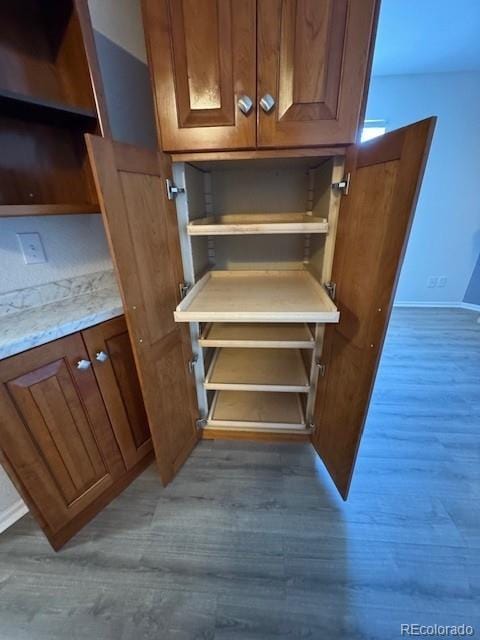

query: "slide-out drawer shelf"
(174, 270), (339, 323)
(187, 213), (328, 236)
(207, 390), (307, 432)
(199, 323), (315, 349)
(205, 348), (310, 392)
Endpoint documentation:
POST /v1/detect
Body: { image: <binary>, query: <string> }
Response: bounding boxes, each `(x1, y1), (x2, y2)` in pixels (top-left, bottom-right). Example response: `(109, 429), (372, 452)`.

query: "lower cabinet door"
(82, 316), (153, 470)
(0, 333), (127, 549)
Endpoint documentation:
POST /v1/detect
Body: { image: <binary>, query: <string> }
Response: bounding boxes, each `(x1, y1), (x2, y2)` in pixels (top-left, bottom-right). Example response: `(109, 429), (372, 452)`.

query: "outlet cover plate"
(17, 232), (47, 264)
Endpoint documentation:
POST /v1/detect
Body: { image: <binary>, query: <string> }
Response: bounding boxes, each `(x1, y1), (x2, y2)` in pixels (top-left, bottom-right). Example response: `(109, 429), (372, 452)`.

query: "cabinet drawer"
(207, 390), (306, 431)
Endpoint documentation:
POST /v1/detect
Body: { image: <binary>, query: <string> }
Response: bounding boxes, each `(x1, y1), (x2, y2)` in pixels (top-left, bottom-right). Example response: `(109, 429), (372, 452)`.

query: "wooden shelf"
(0, 204), (100, 218)
(187, 213), (328, 236)
(205, 348), (310, 392)
(0, 89), (97, 126)
(200, 323), (315, 349)
(207, 390), (307, 431)
(174, 270), (340, 323)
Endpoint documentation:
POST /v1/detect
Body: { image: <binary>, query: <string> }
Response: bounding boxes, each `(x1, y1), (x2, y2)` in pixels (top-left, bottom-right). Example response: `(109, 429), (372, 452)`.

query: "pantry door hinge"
(179, 282), (191, 299)
(166, 178), (185, 200)
(196, 417), (208, 429)
(316, 361), (326, 377)
(332, 172), (351, 195)
(324, 281), (336, 301)
(188, 354), (198, 374)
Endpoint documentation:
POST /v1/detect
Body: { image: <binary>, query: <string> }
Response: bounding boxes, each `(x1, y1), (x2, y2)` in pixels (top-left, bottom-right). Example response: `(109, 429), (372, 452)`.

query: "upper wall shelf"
(0, 204), (100, 218)
(0, 89), (97, 126)
(174, 270), (340, 323)
(187, 213), (329, 236)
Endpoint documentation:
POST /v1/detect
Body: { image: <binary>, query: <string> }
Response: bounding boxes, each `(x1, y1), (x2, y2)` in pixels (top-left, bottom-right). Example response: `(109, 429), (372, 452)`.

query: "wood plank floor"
(0, 308), (479, 639)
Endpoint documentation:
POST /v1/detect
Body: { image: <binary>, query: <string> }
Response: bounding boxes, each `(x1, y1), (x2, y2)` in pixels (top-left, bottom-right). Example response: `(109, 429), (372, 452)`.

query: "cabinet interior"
(0, 0), (100, 215)
(172, 154), (344, 434)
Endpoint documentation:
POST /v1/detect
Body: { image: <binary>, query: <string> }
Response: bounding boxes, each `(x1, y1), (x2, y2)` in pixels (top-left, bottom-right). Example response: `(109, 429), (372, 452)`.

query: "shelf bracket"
(332, 173), (351, 195)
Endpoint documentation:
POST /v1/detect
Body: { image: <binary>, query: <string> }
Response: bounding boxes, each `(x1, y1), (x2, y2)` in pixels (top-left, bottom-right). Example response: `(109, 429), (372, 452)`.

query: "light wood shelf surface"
(174, 270), (340, 323)
(205, 348), (310, 392)
(200, 323), (315, 349)
(207, 390), (306, 431)
(187, 213), (328, 236)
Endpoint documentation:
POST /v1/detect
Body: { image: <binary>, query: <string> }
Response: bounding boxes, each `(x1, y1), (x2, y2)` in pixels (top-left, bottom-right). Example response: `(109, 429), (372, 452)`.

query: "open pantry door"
(312, 117), (436, 499)
(86, 136), (199, 486)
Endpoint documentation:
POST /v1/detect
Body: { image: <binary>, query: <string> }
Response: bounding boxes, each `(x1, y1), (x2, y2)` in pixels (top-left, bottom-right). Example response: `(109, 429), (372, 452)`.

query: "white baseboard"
(0, 500), (28, 534)
(394, 301), (480, 312)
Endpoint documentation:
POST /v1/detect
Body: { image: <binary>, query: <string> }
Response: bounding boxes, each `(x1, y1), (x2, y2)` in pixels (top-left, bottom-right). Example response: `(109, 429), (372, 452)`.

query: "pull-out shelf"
(205, 348), (310, 392)
(187, 213), (328, 235)
(200, 323), (315, 349)
(174, 270), (339, 323)
(207, 390), (307, 432)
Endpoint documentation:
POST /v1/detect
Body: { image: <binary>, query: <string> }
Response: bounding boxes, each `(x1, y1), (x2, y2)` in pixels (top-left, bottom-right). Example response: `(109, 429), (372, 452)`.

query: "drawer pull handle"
(96, 351), (109, 363)
(76, 359), (92, 370)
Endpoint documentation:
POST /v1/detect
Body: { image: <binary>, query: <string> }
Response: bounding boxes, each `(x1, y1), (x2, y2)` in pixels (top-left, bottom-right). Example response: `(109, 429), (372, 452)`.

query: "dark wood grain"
(86, 135), (199, 486)
(257, 0), (379, 148)
(142, 0), (256, 151)
(82, 316), (152, 470)
(312, 117), (436, 499)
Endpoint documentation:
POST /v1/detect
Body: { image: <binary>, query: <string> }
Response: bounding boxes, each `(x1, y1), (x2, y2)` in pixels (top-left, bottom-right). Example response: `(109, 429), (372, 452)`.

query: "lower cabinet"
(0, 316), (153, 550)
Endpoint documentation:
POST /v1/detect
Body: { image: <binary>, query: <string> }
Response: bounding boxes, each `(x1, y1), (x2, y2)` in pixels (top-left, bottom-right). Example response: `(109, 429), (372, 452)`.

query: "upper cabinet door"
(312, 118), (436, 499)
(257, 0), (379, 148)
(86, 136), (199, 485)
(142, 0), (256, 152)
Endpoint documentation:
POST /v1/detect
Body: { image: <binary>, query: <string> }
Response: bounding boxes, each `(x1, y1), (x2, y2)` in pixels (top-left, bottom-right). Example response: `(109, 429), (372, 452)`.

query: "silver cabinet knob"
(260, 93), (275, 113)
(76, 359), (92, 370)
(96, 351), (109, 363)
(237, 95), (253, 115)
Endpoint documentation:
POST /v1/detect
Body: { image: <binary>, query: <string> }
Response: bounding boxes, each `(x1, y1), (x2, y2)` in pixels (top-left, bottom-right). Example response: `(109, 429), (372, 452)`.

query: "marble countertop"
(0, 272), (123, 360)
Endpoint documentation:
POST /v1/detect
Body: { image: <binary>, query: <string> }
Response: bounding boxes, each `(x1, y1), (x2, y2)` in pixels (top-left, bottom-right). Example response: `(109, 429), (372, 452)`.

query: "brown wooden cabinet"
(257, 0), (378, 148)
(143, 0), (256, 152)
(0, 0), (109, 218)
(87, 118), (435, 503)
(0, 317), (153, 549)
(83, 316), (152, 470)
(142, 0), (378, 152)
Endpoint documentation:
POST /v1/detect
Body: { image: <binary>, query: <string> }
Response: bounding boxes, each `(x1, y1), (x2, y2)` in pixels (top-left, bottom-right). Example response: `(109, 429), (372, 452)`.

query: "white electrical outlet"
(427, 276), (438, 288)
(437, 276), (447, 288)
(16, 232), (47, 264)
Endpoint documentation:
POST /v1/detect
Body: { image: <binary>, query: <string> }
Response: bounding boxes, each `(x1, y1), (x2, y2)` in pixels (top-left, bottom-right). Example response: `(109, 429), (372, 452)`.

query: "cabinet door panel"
(142, 0), (256, 152)
(0, 334), (125, 538)
(258, 0), (378, 147)
(83, 316), (152, 470)
(312, 118), (436, 499)
(86, 136), (199, 485)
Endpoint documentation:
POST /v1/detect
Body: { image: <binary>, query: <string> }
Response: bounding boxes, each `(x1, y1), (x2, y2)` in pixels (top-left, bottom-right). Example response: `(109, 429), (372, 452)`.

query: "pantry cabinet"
(0, 317), (152, 549)
(87, 117), (435, 499)
(0, 0), (437, 551)
(142, 0), (379, 152)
